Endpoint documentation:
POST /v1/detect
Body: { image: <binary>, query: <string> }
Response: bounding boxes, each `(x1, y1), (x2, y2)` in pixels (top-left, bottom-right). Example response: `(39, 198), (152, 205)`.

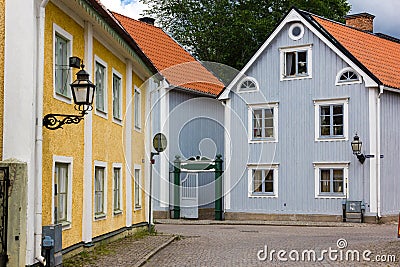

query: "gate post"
(173, 156), (181, 219)
(215, 155), (223, 220)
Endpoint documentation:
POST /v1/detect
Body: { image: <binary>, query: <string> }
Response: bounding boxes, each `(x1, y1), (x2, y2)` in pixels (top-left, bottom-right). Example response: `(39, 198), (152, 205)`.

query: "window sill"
(113, 210), (123, 216)
(134, 126), (142, 133)
(316, 137), (348, 142)
(249, 139), (277, 144)
(95, 109), (108, 119)
(54, 92), (72, 104)
(94, 214), (107, 221)
(315, 195), (346, 199)
(134, 206), (142, 211)
(58, 221), (71, 230)
(112, 117), (123, 126)
(248, 194), (278, 198)
(281, 75), (312, 81)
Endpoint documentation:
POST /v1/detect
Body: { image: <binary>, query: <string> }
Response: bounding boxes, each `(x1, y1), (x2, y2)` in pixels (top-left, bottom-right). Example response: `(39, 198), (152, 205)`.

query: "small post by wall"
(173, 156), (181, 219)
(214, 154), (223, 221)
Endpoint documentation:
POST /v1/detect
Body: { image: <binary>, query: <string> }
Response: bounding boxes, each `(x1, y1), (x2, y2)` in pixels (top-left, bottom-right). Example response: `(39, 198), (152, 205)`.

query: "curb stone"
(134, 235), (178, 267)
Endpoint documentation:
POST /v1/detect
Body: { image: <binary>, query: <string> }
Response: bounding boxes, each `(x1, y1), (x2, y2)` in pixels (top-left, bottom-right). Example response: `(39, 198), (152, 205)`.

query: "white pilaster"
(82, 21), (93, 243)
(224, 99), (231, 210)
(368, 88), (378, 213)
(125, 60), (133, 227)
(159, 83), (169, 208)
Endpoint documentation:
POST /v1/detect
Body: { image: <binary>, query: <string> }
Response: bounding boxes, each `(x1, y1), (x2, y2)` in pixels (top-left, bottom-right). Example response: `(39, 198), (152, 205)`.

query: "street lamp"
(351, 134), (366, 164)
(43, 58), (96, 130)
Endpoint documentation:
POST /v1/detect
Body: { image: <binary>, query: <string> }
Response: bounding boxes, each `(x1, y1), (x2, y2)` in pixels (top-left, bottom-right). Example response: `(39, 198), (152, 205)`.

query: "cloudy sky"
(101, 0), (400, 38)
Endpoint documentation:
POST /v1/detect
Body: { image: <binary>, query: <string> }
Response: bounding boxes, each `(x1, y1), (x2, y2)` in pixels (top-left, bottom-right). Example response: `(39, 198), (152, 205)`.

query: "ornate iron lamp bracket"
(43, 112), (85, 130)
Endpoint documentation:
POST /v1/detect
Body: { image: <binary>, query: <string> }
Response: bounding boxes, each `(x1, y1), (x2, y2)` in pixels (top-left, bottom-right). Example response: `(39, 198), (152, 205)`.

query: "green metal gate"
(172, 155), (223, 220)
(0, 167), (9, 266)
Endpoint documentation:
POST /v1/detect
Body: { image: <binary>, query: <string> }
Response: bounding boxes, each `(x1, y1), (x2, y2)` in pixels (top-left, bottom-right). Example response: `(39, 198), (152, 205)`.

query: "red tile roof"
(112, 12), (225, 96)
(312, 15), (400, 90)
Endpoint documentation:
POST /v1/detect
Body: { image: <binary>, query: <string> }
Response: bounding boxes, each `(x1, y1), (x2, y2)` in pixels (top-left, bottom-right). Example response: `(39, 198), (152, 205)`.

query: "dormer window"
(336, 67), (361, 85)
(237, 77), (259, 93)
(280, 45), (312, 80)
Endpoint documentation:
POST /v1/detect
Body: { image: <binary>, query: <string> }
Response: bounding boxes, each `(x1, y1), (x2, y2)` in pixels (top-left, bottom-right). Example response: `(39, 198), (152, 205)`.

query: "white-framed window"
(335, 67), (362, 86)
(112, 69), (123, 122)
(288, 23), (305, 41)
(52, 156), (73, 228)
(53, 24), (73, 103)
(237, 77), (259, 93)
(314, 162), (349, 198)
(280, 45), (312, 80)
(134, 87), (141, 130)
(94, 161), (107, 219)
(247, 164), (279, 197)
(248, 103), (278, 142)
(94, 56), (108, 117)
(314, 98), (349, 141)
(112, 163), (123, 215)
(134, 165), (142, 209)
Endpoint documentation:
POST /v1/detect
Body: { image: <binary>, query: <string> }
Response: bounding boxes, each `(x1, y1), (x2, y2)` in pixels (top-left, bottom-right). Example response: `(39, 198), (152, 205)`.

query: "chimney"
(344, 13), (375, 32)
(139, 17), (155, 25)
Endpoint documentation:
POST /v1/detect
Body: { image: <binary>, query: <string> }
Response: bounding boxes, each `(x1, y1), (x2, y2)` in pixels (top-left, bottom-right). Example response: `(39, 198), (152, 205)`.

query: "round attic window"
(237, 77), (258, 93)
(289, 23), (304, 41)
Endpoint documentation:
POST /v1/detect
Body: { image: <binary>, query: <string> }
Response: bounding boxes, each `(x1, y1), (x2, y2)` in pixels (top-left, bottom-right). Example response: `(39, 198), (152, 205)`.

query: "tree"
(141, 0), (350, 70)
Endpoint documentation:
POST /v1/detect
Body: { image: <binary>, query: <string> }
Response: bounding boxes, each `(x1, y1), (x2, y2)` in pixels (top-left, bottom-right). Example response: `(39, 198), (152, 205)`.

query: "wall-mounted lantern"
(43, 57), (96, 130)
(351, 134), (366, 164)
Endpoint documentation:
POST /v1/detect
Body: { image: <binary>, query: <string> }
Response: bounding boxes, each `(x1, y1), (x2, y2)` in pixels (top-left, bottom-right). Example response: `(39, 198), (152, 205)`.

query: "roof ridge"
(309, 12), (400, 45)
(111, 11), (161, 30)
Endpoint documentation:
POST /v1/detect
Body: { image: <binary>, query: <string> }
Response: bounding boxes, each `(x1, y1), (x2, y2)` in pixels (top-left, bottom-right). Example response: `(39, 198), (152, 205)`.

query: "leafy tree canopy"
(141, 0), (351, 70)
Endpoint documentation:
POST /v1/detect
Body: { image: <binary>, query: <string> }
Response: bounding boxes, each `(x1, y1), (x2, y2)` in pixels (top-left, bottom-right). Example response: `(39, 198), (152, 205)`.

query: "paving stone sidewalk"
(65, 234), (176, 267)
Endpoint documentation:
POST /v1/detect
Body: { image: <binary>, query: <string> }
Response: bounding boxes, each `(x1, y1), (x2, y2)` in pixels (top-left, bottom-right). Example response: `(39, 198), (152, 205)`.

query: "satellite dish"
(153, 133), (167, 153)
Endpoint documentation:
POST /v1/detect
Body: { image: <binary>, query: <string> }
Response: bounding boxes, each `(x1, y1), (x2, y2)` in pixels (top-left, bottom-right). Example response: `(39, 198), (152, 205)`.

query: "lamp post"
(351, 134), (366, 164)
(43, 58), (96, 130)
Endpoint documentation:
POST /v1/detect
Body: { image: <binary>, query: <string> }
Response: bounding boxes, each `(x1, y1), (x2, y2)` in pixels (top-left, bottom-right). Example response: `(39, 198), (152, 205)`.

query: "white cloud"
(100, 0), (148, 19)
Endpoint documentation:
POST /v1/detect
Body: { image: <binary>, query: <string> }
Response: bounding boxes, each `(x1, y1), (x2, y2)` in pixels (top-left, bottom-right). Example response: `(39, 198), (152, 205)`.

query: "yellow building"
(2, 0), (158, 265)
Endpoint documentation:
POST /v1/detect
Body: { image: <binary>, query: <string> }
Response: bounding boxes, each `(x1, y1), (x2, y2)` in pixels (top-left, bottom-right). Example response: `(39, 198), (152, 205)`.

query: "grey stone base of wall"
(154, 210), (398, 224)
(154, 208), (216, 220)
(225, 212), (343, 222)
(225, 212), (398, 224)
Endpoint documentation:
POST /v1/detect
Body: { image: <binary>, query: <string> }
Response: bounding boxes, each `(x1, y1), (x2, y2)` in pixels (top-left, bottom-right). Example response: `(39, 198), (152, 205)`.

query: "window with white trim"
(248, 165), (278, 197)
(53, 156), (73, 227)
(248, 103), (278, 142)
(336, 68), (361, 85)
(134, 87), (141, 129)
(112, 71), (122, 121)
(134, 167), (141, 209)
(55, 163), (69, 223)
(53, 24), (72, 99)
(95, 58), (107, 114)
(94, 166), (106, 217)
(237, 77), (258, 93)
(113, 167), (122, 213)
(314, 98), (348, 141)
(280, 45), (312, 80)
(314, 163), (348, 198)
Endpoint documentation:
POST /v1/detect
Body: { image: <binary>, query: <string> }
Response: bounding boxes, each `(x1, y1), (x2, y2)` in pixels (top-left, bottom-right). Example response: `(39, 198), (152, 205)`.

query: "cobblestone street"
(144, 223), (400, 266)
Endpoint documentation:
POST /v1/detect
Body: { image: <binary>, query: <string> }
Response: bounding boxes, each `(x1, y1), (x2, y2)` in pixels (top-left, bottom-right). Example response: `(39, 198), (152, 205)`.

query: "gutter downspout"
(35, 0), (49, 263)
(376, 85), (383, 220)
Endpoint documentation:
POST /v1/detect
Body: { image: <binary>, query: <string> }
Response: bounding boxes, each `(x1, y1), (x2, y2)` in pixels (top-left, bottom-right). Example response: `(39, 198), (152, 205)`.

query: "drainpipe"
(35, 0), (49, 264)
(376, 85), (383, 219)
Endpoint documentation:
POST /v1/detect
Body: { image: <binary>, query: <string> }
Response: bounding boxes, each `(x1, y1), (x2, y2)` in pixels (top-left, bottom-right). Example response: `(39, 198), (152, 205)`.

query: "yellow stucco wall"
(42, 2), (149, 249)
(0, 0), (5, 160)
(42, 3), (85, 248)
(92, 39), (127, 236)
(132, 72), (146, 223)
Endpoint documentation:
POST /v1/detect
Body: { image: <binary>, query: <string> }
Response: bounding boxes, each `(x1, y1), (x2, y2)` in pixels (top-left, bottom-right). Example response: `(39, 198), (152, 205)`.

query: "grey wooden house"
(219, 8), (400, 222)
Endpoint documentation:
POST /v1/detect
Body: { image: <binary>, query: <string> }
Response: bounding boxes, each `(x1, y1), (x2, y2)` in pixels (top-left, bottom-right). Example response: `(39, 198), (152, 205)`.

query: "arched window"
(238, 77), (258, 93)
(336, 68), (361, 85)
